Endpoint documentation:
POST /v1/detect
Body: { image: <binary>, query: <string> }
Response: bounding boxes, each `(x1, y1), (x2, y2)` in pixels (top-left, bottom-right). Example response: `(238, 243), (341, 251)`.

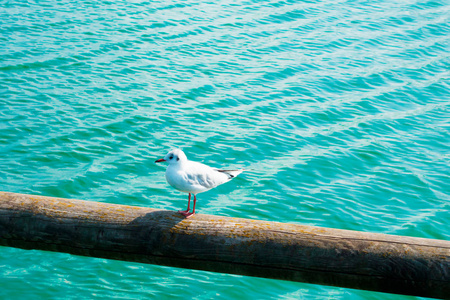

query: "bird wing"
(183, 162), (230, 191)
(166, 161), (243, 194)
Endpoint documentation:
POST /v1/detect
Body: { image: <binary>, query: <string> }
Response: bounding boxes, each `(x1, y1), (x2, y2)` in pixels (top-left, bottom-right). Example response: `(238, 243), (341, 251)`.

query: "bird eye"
(169, 155), (174, 160)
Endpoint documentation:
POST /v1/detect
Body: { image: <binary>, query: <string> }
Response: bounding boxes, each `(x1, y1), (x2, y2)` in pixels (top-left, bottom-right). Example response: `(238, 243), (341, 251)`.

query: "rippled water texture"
(1, 0), (449, 299)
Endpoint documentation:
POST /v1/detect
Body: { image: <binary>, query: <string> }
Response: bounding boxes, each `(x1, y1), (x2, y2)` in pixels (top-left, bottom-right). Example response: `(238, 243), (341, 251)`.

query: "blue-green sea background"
(1, 0), (449, 298)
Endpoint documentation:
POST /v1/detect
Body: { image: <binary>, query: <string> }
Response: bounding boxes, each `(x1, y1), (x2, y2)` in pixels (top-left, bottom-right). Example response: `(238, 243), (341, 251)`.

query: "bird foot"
(178, 210), (195, 218)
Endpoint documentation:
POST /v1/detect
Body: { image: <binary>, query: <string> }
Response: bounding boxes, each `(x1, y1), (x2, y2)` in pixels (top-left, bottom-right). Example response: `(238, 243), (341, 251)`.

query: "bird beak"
(155, 158), (166, 163)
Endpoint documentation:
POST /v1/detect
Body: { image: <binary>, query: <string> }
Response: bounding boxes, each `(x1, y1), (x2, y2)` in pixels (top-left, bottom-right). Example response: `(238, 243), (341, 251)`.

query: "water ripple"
(1, 0), (449, 299)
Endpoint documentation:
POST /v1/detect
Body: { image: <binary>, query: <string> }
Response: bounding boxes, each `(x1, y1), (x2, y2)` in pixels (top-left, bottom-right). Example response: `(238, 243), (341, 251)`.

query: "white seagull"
(155, 149), (244, 218)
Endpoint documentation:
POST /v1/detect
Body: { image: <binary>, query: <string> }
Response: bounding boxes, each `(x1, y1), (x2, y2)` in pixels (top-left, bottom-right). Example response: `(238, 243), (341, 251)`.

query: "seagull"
(155, 149), (243, 218)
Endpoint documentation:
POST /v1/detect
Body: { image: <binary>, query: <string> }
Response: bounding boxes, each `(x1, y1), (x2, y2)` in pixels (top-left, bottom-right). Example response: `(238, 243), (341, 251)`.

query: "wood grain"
(0, 191), (448, 298)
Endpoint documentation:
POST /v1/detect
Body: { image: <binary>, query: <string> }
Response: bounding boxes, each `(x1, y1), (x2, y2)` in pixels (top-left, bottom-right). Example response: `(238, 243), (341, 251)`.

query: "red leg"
(178, 193), (191, 215)
(183, 195), (196, 218)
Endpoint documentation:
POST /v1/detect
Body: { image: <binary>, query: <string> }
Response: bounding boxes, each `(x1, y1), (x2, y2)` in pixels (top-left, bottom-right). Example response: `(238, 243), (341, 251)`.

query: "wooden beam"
(0, 191), (448, 298)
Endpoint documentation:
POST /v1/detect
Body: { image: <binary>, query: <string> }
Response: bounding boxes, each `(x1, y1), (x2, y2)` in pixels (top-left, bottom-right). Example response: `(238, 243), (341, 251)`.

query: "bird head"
(155, 149), (187, 164)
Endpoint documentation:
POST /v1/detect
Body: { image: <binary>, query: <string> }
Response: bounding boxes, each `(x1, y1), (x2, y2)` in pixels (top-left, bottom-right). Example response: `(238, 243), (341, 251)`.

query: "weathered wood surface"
(0, 191), (449, 298)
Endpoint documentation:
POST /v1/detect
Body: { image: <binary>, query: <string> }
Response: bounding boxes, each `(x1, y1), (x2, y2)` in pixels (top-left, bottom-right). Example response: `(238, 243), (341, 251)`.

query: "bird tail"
(216, 169), (244, 179)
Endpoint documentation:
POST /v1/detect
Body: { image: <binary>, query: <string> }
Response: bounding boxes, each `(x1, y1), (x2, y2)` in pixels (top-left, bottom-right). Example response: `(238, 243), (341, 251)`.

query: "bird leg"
(178, 193), (191, 215)
(180, 194), (196, 218)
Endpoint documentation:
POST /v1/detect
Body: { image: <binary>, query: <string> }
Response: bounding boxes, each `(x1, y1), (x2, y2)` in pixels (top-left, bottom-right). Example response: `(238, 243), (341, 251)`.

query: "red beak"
(155, 158), (166, 163)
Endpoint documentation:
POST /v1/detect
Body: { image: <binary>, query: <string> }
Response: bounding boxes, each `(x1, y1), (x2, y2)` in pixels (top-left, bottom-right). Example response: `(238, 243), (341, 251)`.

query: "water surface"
(1, 0), (449, 299)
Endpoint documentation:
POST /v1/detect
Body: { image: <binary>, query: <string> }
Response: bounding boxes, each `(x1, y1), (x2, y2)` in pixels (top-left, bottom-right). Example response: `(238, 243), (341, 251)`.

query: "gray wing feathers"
(185, 171), (217, 190)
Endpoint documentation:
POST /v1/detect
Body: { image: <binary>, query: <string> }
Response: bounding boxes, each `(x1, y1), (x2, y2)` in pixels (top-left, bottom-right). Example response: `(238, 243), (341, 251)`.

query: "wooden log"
(0, 191), (448, 298)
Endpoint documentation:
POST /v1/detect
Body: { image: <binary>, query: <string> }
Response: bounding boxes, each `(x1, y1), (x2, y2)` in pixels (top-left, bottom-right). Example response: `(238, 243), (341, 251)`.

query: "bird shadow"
(126, 209), (201, 250)
(128, 209), (188, 229)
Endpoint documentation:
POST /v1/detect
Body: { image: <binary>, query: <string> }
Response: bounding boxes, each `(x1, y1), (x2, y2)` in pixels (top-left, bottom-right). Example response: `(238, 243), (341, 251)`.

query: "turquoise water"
(1, 0), (449, 298)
